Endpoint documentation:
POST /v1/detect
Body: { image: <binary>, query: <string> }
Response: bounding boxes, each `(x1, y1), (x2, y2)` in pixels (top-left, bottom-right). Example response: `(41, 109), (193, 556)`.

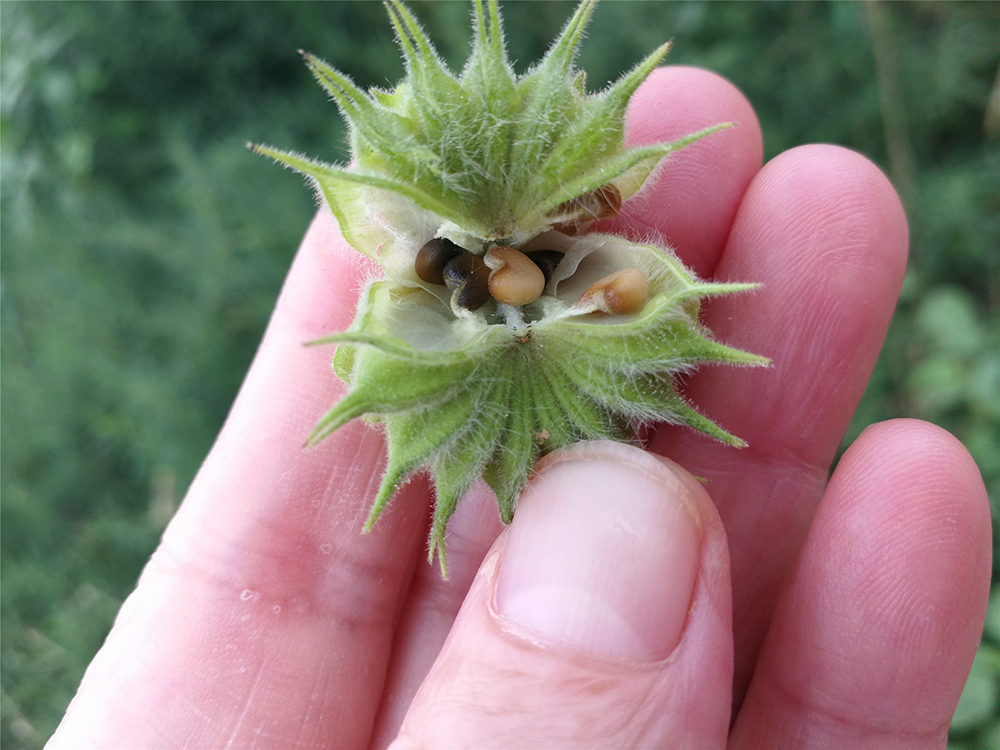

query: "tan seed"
(578, 267), (649, 315)
(486, 246), (546, 306)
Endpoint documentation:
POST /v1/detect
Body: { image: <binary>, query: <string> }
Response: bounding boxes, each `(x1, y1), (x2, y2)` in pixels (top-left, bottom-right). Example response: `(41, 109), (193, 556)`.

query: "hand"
(48, 67), (990, 749)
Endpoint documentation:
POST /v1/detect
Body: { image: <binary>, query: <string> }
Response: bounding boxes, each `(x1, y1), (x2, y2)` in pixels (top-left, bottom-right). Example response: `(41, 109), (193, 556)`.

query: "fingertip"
(848, 417), (990, 513)
(732, 419), (992, 748)
(395, 443), (734, 748)
(746, 144), (909, 284)
(841, 418), (992, 580)
(613, 66), (764, 277)
(495, 442), (719, 662)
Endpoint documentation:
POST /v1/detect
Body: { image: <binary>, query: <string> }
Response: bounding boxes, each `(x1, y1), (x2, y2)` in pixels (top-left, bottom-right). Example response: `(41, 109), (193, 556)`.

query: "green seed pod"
(251, 0), (768, 574)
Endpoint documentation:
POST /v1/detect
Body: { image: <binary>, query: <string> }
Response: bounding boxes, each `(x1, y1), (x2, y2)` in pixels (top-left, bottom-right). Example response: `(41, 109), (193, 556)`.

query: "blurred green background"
(1, 1), (997, 747)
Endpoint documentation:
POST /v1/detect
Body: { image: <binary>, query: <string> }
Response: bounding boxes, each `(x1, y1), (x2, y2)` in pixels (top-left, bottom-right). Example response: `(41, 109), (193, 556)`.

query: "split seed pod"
(252, 0), (769, 574)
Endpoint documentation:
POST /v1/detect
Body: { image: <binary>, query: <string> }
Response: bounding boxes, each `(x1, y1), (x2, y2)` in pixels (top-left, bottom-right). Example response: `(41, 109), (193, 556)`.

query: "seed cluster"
(416, 237), (561, 312)
(414, 217), (649, 317)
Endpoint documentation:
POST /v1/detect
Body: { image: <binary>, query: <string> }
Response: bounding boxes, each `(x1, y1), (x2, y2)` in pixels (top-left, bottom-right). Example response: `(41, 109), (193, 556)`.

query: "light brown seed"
(578, 267), (649, 315)
(486, 246), (546, 306)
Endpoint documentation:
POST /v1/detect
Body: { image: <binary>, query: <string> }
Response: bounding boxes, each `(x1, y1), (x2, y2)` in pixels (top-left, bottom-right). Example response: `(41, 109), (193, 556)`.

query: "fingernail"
(493, 442), (702, 662)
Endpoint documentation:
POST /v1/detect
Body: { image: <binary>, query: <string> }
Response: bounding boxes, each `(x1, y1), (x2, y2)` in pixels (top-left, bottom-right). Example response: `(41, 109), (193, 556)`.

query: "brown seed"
(486, 246), (546, 306)
(590, 183), (622, 219)
(442, 253), (491, 311)
(547, 183), (623, 234)
(578, 267), (649, 315)
(550, 217), (590, 236)
(414, 238), (463, 285)
(525, 250), (564, 285)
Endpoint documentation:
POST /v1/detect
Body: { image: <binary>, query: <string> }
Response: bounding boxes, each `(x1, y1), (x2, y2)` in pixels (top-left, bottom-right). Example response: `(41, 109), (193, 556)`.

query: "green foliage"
(2, 2), (997, 747)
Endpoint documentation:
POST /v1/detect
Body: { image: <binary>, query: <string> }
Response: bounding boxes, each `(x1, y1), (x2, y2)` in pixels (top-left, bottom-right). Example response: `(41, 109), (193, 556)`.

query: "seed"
(521, 230), (575, 255)
(547, 183), (622, 234)
(443, 253), (491, 311)
(578, 267), (649, 315)
(486, 246), (546, 307)
(415, 238), (463, 285)
(590, 183), (622, 219)
(524, 250), (564, 286)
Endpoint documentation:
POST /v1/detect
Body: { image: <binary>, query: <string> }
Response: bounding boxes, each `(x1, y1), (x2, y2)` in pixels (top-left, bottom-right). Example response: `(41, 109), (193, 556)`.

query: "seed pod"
(486, 246), (546, 306)
(415, 238), (463, 285)
(253, 0), (766, 575)
(524, 250), (564, 286)
(443, 253), (491, 310)
(577, 267), (649, 315)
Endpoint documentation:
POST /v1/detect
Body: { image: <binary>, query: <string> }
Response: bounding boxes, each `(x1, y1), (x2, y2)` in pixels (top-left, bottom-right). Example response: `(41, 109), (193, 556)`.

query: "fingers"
(649, 145), (909, 700)
(730, 420), (992, 748)
(391, 443), (734, 749)
(604, 65), (765, 278)
(49, 212), (432, 749)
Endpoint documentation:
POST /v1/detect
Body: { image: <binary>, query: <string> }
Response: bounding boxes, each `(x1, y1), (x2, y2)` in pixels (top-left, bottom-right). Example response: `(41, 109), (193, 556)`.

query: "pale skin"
(48, 67), (991, 749)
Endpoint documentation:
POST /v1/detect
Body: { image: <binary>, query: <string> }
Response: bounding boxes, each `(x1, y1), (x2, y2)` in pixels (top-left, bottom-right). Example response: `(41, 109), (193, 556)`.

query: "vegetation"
(2, 2), (997, 747)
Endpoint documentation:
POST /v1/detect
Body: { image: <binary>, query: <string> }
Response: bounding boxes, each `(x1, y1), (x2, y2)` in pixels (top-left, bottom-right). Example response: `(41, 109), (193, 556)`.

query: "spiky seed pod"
(252, 0), (769, 574)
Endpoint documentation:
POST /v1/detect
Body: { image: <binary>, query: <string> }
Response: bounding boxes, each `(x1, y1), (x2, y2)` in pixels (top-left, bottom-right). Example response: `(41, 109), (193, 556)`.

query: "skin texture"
(47, 67), (991, 749)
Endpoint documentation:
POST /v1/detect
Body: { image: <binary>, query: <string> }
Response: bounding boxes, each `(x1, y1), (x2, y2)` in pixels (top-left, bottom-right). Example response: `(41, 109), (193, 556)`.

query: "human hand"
(48, 67), (991, 749)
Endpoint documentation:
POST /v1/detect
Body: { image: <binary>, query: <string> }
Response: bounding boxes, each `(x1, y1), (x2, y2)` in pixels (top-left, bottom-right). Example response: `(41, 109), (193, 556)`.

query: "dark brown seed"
(525, 250), (564, 285)
(443, 253), (491, 311)
(414, 238), (463, 285)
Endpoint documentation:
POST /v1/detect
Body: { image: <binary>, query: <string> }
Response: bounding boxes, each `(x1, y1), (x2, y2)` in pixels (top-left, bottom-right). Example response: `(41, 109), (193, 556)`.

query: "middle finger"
(649, 144), (909, 704)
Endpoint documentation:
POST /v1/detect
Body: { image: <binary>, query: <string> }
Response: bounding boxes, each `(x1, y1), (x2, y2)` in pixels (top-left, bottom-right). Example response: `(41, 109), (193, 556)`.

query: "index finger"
(49, 211), (433, 749)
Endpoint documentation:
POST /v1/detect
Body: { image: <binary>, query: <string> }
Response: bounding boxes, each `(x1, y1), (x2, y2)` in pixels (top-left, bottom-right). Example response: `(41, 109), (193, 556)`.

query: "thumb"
(391, 442), (733, 749)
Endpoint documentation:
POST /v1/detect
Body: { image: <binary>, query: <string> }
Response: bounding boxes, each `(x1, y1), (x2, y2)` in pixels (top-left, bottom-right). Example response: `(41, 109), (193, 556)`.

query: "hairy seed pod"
(524, 250), (565, 286)
(443, 253), (491, 310)
(415, 238), (464, 285)
(253, 0), (766, 574)
(486, 246), (546, 306)
(578, 267), (649, 315)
